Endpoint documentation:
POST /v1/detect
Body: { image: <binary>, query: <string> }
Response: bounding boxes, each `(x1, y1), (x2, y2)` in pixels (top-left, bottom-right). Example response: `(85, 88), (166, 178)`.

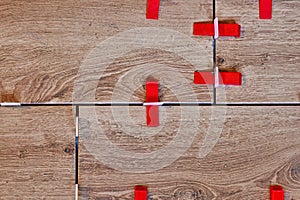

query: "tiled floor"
(0, 0), (299, 199)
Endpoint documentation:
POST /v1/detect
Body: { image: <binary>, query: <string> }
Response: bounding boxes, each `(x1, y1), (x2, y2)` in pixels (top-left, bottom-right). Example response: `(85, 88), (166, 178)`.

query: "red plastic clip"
(135, 185), (148, 200)
(260, 0), (272, 19)
(193, 23), (241, 38)
(270, 185), (284, 200)
(146, 0), (160, 19)
(194, 71), (242, 86)
(145, 80), (159, 127)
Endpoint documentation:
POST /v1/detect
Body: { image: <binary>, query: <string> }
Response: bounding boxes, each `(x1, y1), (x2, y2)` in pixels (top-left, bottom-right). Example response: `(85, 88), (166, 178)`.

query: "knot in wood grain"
(173, 184), (214, 200)
(289, 158), (300, 184)
(18, 150), (28, 159)
(64, 145), (74, 155)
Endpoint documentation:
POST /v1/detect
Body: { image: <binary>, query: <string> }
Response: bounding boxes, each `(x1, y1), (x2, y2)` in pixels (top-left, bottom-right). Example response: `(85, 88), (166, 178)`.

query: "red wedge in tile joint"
(135, 185), (148, 200)
(193, 23), (241, 38)
(194, 71), (242, 86)
(260, 0), (272, 19)
(145, 80), (159, 127)
(146, 0), (160, 19)
(270, 185), (284, 200)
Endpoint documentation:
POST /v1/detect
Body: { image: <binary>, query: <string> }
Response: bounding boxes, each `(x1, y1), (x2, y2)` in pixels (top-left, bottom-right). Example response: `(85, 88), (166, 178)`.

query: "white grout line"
(214, 17), (219, 39)
(75, 106), (79, 137)
(143, 102), (164, 106)
(75, 184), (78, 200)
(214, 66), (219, 88)
(0, 102), (21, 107)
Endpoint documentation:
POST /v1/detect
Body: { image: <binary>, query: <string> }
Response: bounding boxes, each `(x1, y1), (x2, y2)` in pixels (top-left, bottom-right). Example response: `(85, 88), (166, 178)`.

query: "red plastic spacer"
(194, 71), (215, 84)
(260, 0), (272, 19)
(146, 0), (160, 20)
(193, 23), (241, 38)
(135, 185), (148, 200)
(194, 71), (242, 85)
(270, 185), (284, 200)
(146, 80), (159, 127)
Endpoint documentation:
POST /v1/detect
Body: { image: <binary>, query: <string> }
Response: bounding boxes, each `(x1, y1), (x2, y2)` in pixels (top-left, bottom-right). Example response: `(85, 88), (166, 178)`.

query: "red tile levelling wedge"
(146, 80), (159, 127)
(194, 71), (242, 85)
(270, 185), (284, 200)
(146, 0), (160, 19)
(135, 185), (148, 200)
(260, 0), (272, 19)
(193, 23), (241, 38)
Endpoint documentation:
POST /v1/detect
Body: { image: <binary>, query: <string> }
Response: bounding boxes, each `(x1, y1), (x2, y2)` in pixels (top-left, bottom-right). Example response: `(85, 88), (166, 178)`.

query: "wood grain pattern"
(215, 0), (300, 102)
(1, 1), (299, 200)
(79, 106), (300, 199)
(0, 107), (75, 199)
(0, 0), (212, 103)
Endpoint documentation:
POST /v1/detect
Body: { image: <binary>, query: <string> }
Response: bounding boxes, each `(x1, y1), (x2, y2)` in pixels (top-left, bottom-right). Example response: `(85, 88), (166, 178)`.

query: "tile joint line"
(75, 105), (79, 200)
(1, 102), (300, 107)
(212, 0), (217, 104)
